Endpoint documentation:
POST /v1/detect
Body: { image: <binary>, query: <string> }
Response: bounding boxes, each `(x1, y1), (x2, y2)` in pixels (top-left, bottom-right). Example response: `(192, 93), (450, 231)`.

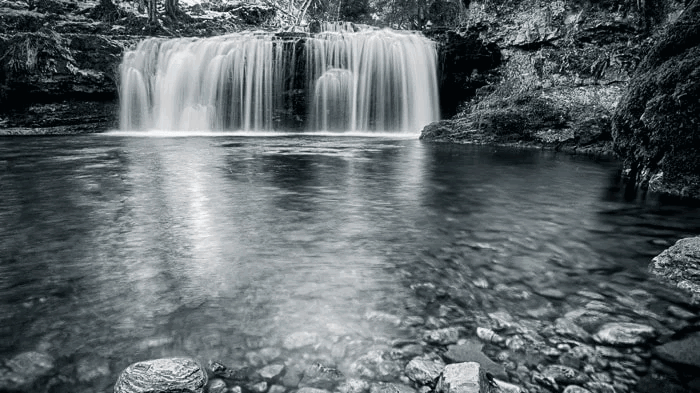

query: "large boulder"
(114, 357), (207, 393)
(650, 236), (700, 304)
(612, 0), (700, 198)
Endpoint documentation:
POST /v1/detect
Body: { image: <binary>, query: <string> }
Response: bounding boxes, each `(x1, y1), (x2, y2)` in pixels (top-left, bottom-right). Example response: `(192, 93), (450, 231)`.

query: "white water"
(119, 29), (439, 133)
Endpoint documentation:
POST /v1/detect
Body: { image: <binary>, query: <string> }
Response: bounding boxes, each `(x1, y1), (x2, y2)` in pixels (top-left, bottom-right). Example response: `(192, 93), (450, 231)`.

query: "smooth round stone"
(563, 386), (591, 393)
(114, 357), (207, 393)
(593, 323), (656, 346)
(208, 379), (228, 393)
(259, 364), (285, 379)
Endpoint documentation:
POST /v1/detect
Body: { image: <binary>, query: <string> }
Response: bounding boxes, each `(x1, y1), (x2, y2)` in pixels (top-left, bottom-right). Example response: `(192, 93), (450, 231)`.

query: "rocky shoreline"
(3, 234), (700, 393)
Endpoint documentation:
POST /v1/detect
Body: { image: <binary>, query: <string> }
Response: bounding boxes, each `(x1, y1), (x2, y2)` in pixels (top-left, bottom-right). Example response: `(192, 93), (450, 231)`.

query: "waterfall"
(119, 29), (439, 133)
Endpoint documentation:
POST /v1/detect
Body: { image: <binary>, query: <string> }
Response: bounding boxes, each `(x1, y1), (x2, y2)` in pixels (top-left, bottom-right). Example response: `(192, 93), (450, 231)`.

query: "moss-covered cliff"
(612, 0), (700, 199)
(421, 0), (687, 156)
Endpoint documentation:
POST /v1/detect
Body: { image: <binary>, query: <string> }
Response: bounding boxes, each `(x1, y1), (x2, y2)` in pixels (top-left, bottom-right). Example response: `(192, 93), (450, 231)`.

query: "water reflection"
(1, 136), (700, 392)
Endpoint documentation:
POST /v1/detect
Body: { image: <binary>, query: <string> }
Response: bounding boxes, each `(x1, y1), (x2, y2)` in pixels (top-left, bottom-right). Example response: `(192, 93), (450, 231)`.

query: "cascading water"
(119, 28), (439, 133)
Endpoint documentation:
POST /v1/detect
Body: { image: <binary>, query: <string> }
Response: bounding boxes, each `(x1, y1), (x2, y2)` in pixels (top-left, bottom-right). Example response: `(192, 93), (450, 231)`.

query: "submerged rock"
(650, 236), (700, 304)
(593, 323), (656, 346)
(655, 331), (700, 369)
(299, 363), (344, 390)
(259, 364), (285, 380)
(423, 327), (460, 345)
(0, 351), (55, 391)
(443, 341), (507, 380)
(349, 350), (403, 381)
(435, 363), (490, 393)
(283, 332), (319, 349)
(114, 357), (207, 393)
(208, 379), (228, 393)
(541, 364), (588, 385)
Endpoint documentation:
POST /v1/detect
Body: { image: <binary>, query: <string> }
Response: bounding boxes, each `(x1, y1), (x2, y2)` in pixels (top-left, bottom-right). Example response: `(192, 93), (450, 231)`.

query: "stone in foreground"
(114, 357), (207, 393)
(435, 362), (491, 393)
(592, 322), (656, 346)
(650, 236), (700, 304)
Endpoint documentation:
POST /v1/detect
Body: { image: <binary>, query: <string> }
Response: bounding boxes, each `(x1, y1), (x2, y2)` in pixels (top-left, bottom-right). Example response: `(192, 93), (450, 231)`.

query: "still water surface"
(1, 135), (699, 392)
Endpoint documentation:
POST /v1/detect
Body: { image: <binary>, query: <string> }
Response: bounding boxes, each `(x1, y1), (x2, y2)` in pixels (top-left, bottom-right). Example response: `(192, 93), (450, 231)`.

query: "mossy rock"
(612, 0), (700, 198)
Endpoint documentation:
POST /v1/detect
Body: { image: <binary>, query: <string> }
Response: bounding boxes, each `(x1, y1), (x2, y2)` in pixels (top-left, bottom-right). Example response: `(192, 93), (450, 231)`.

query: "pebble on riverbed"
(435, 363), (490, 393)
(0, 351), (55, 392)
(592, 322), (656, 346)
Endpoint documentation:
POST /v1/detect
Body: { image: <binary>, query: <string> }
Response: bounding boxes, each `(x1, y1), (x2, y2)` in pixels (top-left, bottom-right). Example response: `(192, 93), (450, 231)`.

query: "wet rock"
(76, 355), (110, 382)
(563, 386), (591, 393)
(114, 357), (207, 393)
(592, 323), (656, 346)
(349, 350), (403, 381)
(208, 379), (228, 393)
(283, 332), (320, 349)
(555, 318), (592, 342)
(0, 351), (55, 391)
(493, 379), (523, 393)
(405, 356), (445, 385)
(505, 336), (526, 352)
(443, 341), (508, 380)
(269, 384), (286, 393)
(259, 364), (285, 380)
(281, 366), (304, 387)
(338, 378), (370, 393)
(299, 363), (344, 390)
(423, 328), (460, 345)
(250, 381), (268, 392)
(541, 364), (588, 385)
(654, 331), (700, 368)
(435, 363), (490, 393)
(536, 288), (567, 300)
(297, 387), (330, 393)
(650, 237), (700, 304)
(564, 309), (609, 331)
(475, 327), (504, 344)
(584, 381), (618, 393)
(667, 305), (696, 320)
(577, 291), (606, 301)
(247, 348), (282, 366)
(370, 382), (416, 393)
(365, 311), (402, 326)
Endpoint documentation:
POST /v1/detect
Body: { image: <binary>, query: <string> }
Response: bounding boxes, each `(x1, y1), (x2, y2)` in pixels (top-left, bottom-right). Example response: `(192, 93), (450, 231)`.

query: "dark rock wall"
(612, 0), (700, 198)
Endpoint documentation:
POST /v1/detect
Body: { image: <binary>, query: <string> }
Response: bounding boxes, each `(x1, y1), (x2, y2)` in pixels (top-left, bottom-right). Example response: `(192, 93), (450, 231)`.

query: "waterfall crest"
(119, 29), (439, 133)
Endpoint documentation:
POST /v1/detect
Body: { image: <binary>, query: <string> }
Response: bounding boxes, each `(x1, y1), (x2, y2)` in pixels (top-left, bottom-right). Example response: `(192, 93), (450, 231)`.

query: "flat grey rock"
(435, 363), (490, 393)
(655, 331), (700, 369)
(592, 322), (656, 346)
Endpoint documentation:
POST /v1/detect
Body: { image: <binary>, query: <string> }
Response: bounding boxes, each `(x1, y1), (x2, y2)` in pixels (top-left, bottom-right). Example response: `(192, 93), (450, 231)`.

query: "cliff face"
(421, 0), (687, 155)
(612, 0), (700, 199)
(0, 0), (245, 133)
